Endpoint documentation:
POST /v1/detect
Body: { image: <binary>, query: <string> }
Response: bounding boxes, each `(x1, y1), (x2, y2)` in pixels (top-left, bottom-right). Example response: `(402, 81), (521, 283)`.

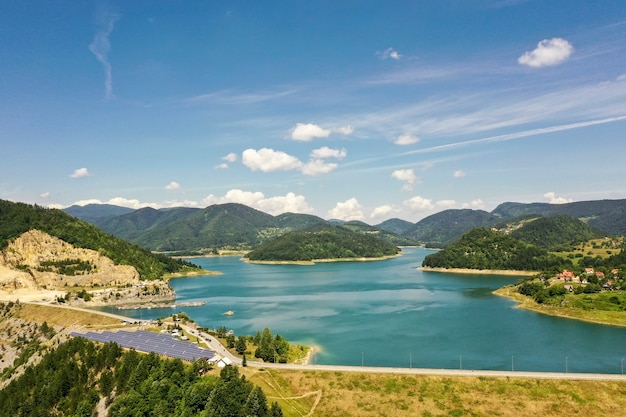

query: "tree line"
(0, 335), (283, 417)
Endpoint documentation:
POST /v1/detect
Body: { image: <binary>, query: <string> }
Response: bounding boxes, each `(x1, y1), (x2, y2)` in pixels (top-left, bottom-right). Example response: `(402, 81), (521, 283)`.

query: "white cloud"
(223, 152), (238, 163)
(617, 73), (626, 81)
(165, 181), (180, 191)
(394, 133), (420, 145)
(69, 168), (91, 178)
(242, 148), (303, 172)
(89, 11), (118, 100)
(40, 192), (50, 199)
(392, 169), (418, 191)
(290, 123), (331, 141)
(256, 192), (314, 215)
(404, 195), (434, 211)
(391, 169), (416, 182)
(202, 189), (313, 215)
(71, 197), (159, 209)
(544, 192), (572, 204)
(370, 204), (396, 219)
(436, 199), (457, 209)
(327, 198), (365, 221)
(518, 38), (574, 68)
(453, 170), (466, 178)
(333, 125), (354, 135)
(216, 152), (239, 169)
(290, 123), (354, 141)
(378, 47), (402, 60)
(301, 159), (339, 176)
(310, 146), (347, 160)
(470, 199), (485, 208)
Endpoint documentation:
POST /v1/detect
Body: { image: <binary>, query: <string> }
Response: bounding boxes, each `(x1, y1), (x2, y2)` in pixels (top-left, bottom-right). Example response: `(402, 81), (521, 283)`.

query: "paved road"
(44, 303), (626, 382)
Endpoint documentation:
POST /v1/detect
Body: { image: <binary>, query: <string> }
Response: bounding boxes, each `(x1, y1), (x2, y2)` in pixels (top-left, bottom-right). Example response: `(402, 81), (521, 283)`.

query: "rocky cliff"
(0, 230), (140, 290)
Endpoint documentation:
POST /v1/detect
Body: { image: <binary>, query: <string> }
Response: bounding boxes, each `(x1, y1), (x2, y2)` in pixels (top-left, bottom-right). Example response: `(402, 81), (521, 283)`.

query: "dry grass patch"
(248, 368), (626, 417)
(14, 304), (121, 328)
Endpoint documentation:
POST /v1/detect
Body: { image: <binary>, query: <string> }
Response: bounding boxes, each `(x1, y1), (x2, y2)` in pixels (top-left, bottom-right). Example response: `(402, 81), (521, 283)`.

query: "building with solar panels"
(71, 330), (217, 362)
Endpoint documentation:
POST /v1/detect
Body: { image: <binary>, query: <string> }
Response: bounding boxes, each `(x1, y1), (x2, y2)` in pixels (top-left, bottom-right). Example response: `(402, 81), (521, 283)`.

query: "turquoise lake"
(106, 248), (626, 373)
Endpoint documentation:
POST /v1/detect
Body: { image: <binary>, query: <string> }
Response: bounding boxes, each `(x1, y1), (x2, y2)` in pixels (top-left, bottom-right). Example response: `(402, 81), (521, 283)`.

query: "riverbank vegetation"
(210, 326), (309, 364)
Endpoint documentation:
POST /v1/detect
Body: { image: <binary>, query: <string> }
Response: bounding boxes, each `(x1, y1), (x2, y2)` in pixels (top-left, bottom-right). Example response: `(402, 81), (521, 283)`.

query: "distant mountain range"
(64, 198), (626, 251)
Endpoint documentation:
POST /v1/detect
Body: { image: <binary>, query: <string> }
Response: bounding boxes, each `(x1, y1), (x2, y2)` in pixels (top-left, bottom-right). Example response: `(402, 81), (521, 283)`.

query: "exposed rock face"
(0, 230), (140, 291)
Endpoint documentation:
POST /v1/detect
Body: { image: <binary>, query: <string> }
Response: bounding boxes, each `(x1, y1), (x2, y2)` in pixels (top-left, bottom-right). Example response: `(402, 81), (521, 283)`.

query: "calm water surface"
(105, 248), (626, 373)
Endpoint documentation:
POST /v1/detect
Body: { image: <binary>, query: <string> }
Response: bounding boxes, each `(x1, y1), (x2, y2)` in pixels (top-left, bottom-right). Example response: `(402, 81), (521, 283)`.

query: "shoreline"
(419, 266), (537, 276)
(493, 285), (626, 328)
(165, 269), (223, 279)
(245, 253), (402, 265)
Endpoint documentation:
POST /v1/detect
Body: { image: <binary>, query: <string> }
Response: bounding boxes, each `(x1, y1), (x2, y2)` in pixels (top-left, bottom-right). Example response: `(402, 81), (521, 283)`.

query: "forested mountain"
(0, 200), (196, 279)
(63, 198), (626, 252)
(492, 199), (626, 235)
(402, 209), (500, 248)
(510, 214), (602, 249)
(65, 203), (414, 252)
(97, 206), (201, 242)
(64, 203), (134, 223)
(245, 225), (400, 262)
(421, 228), (571, 271)
(341, 220), (420, 246)
(375, 218), (415, 236)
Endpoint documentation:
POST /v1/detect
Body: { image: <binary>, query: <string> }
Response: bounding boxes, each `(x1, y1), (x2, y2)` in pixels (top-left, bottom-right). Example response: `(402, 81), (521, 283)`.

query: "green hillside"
(403, 209), (499, 248)
(246, 225), (400, 262)
(70, 203), (413, 252)
(492, 199), (626, 235)
(421, 227), (571, 271)
(510, 214), (601, 249)
(375, 218), (415, 236)
(0, 200), (198, 279)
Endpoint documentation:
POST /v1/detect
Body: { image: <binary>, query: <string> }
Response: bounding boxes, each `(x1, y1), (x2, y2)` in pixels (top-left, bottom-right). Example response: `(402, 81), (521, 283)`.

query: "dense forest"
(245, 225), (400, 261)
(421, 227), (572, 271)
(0, 336), (283, 417)
(0, 200), (198, 279)
(509, 214), (601, 249)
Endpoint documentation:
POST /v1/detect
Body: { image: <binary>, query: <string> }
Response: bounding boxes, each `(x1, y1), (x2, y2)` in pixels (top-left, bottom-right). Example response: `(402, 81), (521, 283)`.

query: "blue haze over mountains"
(64, 199), (626, 251)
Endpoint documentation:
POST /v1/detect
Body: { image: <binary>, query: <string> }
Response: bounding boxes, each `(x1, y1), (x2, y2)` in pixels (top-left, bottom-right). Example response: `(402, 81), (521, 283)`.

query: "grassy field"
(14, 303), (122, 328)
(241, 367), (626, 417)
(555, 237), (624, 265)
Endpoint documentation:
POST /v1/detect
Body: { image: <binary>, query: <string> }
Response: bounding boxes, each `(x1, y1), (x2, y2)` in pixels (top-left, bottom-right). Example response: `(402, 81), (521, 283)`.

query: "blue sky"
(2, 1), (626, 223)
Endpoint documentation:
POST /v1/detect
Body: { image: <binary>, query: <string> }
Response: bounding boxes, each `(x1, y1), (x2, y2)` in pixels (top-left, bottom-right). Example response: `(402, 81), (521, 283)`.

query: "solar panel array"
(71, 330), (216, 362)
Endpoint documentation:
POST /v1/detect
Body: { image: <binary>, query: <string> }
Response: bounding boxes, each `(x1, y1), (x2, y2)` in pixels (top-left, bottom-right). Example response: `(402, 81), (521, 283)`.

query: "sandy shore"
(245, 254), (401, 265)
(419, 266), (537, 276)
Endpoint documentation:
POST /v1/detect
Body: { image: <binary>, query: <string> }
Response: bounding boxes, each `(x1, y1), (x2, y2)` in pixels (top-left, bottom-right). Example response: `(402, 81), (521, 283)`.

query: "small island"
(244, 224), (400, 263)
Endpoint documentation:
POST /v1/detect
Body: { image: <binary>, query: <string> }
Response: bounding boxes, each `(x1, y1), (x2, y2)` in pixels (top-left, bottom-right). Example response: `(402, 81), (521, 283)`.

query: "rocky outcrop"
(0, 230), (140, 291)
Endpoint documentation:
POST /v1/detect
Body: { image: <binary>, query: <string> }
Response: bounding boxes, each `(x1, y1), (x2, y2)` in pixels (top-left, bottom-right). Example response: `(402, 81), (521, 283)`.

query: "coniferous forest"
(0, 336), (283, 417)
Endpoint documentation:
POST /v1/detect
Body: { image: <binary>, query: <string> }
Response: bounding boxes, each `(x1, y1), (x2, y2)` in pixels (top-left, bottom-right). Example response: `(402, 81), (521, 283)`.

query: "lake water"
(105, 248), (626, 374)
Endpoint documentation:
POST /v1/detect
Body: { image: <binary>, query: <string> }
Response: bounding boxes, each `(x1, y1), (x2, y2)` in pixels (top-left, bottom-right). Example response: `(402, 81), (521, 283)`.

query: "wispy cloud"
(184, 87), (299, 106)
(377, 47), (402, 60)
(399, 115), (626, 156)
(89, 11), (118, 100)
